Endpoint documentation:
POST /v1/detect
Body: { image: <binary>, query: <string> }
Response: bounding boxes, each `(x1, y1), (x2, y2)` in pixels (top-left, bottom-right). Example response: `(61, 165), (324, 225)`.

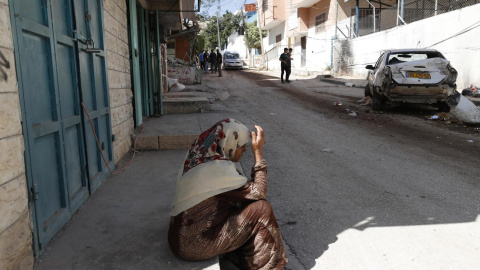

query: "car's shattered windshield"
(387, 52), (444, 65)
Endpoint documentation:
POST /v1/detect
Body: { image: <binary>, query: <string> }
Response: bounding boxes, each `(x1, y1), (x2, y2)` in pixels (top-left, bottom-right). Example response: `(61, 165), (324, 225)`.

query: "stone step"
(162, 97), (210, 114)
(135, 133), (197, 151)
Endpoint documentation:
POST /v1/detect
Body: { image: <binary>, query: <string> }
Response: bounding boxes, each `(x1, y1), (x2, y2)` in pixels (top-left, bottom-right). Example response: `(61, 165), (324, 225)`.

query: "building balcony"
(138, 0), (198, 30)
(259, 0), (286, 30)
(287, 8), (309, 37)
(293, 0), (321, 8)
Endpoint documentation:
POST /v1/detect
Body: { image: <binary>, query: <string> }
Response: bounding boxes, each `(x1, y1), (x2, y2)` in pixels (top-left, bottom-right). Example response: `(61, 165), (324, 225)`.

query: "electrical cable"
(81, 102), (144, 176)
(425, 20), (480, 48)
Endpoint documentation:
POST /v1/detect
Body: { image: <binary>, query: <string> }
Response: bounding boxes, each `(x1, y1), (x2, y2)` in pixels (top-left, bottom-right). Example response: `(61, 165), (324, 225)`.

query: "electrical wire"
(80, 102), (144, 176)
(425, 20), (480, 48)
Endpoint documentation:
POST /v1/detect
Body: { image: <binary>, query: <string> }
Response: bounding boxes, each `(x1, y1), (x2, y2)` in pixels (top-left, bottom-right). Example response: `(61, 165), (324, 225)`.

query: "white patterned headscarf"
(171, 119), (251, 216)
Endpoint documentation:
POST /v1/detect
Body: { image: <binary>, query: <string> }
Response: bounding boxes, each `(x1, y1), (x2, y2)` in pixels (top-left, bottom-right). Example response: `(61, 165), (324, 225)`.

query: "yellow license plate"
(406, 72), (431, 79)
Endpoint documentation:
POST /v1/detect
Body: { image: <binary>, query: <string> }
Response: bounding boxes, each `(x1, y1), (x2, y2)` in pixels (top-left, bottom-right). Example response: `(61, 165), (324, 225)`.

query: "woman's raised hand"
(251, 125), (264, 162)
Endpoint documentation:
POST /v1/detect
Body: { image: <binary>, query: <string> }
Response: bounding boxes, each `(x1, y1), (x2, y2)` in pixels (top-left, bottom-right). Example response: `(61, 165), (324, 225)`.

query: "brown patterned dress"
(168, 160), (288, 270)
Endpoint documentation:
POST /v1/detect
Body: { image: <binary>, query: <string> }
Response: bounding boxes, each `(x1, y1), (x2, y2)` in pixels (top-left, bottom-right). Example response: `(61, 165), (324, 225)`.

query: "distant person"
(199, 51), (205, 70)
(216, 49), (223, 77)
(210, 49), (217, 74)
(204, 51), (209, 73)
(279, 48), (291, 83)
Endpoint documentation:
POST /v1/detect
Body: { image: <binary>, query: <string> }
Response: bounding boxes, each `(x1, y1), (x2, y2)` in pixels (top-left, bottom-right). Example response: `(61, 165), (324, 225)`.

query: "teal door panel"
(10, 0), (89, 250)
(73, 0), (113, 192)
(10, 0), (111, 252)
(51, 0), (90, 208)
(128, 0), (143, 125)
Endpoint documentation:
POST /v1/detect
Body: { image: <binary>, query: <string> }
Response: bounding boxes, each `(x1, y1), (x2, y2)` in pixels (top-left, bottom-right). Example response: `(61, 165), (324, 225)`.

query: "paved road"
(202, 69), (480, 270)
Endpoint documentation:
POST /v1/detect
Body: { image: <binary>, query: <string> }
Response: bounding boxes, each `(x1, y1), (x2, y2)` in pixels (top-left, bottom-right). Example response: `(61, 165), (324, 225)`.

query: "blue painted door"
(10, 0), (112, 252)
(73, 0), (113, 192)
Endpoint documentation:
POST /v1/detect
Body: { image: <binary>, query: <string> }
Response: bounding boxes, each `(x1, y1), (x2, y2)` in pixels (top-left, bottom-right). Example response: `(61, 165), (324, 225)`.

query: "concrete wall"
(103, 0), (134, 163)
(227, 32), (248, 59)
(333, 3), (480, 89)
(264, 22), (287, 70)
(0, 1), (34, 269)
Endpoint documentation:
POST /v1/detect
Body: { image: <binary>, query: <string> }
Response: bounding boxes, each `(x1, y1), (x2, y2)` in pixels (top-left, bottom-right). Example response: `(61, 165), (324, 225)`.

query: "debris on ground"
(447, 93), (480, 124)
(345, 83), (354, 87)
(467, 140), (474, 143)
(426, 112), (450, 121)
(321, 148), (333, 153)
(461, 85), (480, 97)
(168, 78), (186, 92)
(219, 91), (230, 101)
(348, 112), (358, 117)
(357, 96), (372, 106)
(269, 113), (278, 116)
(333, 101), (343, 106)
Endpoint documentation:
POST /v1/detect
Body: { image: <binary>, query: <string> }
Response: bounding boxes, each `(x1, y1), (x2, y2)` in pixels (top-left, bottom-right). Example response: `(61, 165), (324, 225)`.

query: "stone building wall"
(103, 0), (135, 163)
(0, 1), (34, 269)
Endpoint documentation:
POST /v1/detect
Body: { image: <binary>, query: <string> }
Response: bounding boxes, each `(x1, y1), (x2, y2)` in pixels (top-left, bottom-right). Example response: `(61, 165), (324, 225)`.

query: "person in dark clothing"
(199, 51), (205, 71)
(217, 49), (223, 77)
(279, 48), (291, 83)
(204, 51), (209, 73)
(210, 49), (217, 74)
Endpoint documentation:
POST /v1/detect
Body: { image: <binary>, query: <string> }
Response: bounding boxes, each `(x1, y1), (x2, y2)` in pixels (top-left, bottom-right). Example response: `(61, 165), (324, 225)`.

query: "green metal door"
(10, 0), (112, 252)
(73, 0), (113, 192)
(10, 0), (90, 251)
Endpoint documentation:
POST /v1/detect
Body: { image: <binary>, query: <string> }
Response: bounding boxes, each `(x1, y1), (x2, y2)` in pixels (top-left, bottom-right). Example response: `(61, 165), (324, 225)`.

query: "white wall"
(226, 32), (248, 59)
(264, 23), (287, 70)
(333, 3), (480, 88)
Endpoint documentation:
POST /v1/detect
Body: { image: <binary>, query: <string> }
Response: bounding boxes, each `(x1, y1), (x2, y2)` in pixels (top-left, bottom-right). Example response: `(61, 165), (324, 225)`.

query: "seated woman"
(168, 119), (288, 270)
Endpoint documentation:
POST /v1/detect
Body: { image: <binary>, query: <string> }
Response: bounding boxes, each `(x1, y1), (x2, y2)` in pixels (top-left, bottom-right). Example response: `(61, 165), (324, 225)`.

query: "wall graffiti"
(0, 50), (10, 81)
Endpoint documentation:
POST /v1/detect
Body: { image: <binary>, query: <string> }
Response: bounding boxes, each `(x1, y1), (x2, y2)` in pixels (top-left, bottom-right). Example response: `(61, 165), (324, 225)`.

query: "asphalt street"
(202, 68), (480, 270)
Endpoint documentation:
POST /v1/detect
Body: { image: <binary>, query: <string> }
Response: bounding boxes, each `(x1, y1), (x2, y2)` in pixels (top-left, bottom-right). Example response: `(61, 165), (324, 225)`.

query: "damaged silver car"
(365, 49), (457, 111)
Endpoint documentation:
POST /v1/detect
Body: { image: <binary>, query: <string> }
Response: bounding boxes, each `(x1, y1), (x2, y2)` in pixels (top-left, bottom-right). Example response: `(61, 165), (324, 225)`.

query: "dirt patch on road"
(235, 70), (480, 164)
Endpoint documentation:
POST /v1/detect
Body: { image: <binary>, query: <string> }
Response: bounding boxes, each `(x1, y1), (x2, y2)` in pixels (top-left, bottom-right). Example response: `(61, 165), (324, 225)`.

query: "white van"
(223, 51), (243, 70)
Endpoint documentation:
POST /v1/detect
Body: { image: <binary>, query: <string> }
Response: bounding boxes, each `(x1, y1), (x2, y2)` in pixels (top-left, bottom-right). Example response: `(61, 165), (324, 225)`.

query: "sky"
(202, 0), (257, 17)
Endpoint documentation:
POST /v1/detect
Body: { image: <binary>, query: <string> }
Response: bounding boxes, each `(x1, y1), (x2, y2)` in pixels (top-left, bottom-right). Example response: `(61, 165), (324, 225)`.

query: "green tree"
(193, 34), (206, 55)
(197, 11), (242, 50)
(245, 20), (267, 53)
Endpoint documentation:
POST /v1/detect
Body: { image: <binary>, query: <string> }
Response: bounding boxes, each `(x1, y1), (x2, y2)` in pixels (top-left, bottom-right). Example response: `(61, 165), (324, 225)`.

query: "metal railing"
(350, 0), (479, 38)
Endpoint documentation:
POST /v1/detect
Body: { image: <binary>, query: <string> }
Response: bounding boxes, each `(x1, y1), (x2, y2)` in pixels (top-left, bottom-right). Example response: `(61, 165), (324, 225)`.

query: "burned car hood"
(388, 58), (451, 85)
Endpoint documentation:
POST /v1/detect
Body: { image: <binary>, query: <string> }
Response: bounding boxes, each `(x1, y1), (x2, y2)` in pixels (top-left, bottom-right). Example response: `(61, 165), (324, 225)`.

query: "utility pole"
(216, 12), (221, 49)
(241, 2), (250, 60)
(217, 0), (221, 49)
(256, 0), (265, 68)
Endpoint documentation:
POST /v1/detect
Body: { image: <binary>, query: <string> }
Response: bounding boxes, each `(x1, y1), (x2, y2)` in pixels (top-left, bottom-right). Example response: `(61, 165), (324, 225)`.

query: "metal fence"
(350, 0), (480, 37)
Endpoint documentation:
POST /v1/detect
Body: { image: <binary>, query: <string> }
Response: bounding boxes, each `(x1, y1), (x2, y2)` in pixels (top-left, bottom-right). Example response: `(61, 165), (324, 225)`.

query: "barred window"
(315, 13), (327, 33)
(263, 0), (268, 11)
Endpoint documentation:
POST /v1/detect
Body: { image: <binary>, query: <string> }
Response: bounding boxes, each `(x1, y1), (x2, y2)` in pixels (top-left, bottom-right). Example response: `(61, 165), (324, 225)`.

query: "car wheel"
(438, 101), (451, 113)
(365, 84), (372, 98)
(372, 88), (385, 111)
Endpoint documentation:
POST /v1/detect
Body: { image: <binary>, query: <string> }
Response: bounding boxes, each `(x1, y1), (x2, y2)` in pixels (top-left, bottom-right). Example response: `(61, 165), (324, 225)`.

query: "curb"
(320, 78), (366, 89)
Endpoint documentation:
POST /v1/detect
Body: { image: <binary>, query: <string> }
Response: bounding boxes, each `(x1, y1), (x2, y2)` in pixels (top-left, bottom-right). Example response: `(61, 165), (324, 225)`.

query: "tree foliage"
(193, 34), (206, 55)
(245, 21), (267, 52)
(197, 11), (242, 51)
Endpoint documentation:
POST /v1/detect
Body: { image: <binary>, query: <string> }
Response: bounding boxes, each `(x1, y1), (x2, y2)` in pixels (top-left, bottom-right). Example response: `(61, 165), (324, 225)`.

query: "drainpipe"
(332, 0), (339, 69)
(335, 0), (338, 38)
(355, 0), (359, 37)
(435, 0), (438, 15)
(400, 0), (405, 25)
(365, 0), (375, 33)
(396, 0), (399, 26)
(155, 11), (163, 116)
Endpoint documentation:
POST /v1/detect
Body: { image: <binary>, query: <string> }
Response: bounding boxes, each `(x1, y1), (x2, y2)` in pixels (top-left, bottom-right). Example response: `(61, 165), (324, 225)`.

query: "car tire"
(372, 88), (385, 111)
(365, 84), (372, 98)
(438, 101), (451, 113)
